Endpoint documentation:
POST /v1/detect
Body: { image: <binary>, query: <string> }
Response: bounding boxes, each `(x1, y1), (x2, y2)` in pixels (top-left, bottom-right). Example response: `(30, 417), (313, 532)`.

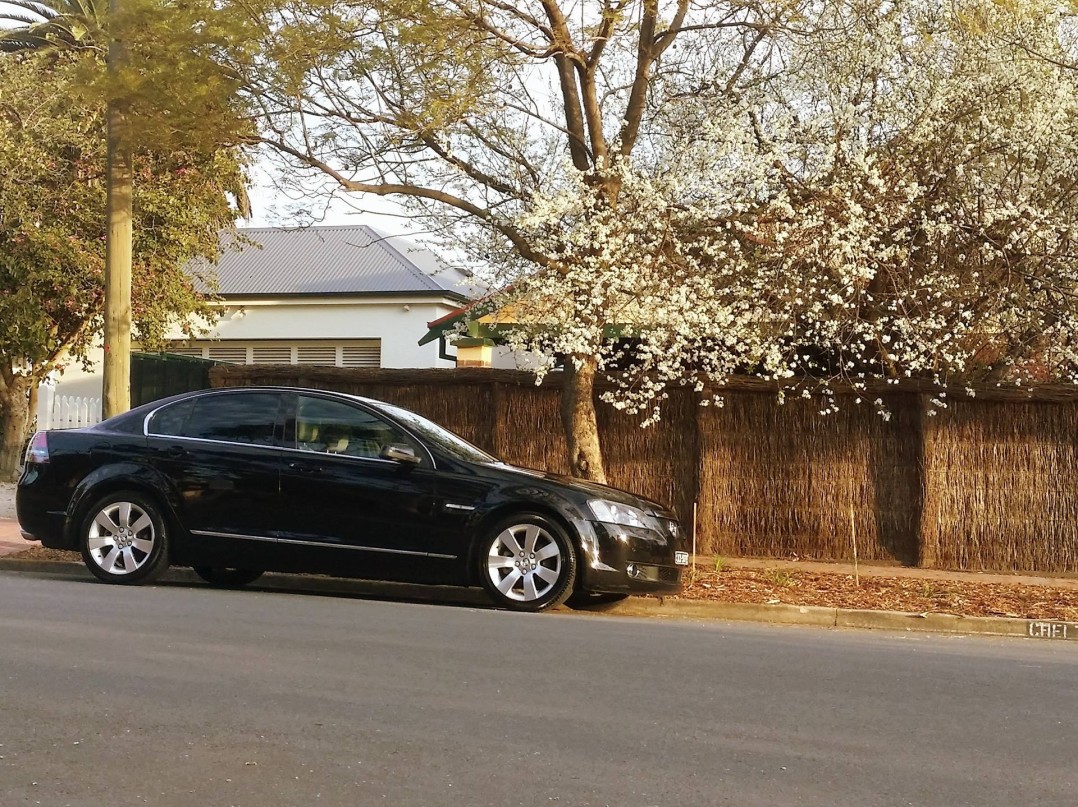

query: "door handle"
(288, 462), (322, 474)
(162, 446), (189, 459)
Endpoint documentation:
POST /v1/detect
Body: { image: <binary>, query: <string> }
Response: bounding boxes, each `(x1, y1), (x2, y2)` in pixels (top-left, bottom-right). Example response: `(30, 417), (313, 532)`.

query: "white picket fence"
(37, 389), (102, 431)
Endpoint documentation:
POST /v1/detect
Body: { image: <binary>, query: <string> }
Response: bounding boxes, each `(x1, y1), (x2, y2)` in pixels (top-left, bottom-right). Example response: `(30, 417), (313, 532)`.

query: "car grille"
(658, 566), (681, 583)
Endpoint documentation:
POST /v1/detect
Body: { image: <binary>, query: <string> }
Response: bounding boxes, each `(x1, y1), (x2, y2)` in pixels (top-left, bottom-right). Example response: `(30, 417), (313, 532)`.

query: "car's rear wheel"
(79, 491), (169, 585)
(478, 513), (576, 612)
(193, 566), (263, 588)
(565, 591), (630, 611)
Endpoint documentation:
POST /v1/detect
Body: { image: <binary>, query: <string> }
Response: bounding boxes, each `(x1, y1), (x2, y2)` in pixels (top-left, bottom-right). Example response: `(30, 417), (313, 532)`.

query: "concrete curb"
(611, 594), (1076, 640)
(2, 558), (1076, 641)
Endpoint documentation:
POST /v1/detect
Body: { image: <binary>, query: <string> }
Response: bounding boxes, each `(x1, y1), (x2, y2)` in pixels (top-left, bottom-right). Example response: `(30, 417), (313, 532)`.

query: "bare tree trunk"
(0, 376), (32, 482)
(560, 354), (607, 484)
(27, 382), (39, 431)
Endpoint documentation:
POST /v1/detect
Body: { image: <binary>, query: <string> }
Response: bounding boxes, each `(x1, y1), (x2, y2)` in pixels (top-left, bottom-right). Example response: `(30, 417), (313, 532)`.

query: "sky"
(246, 161), (411, 230)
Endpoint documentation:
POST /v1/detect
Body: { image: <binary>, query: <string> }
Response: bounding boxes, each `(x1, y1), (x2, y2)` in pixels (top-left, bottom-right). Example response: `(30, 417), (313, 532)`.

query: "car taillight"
(25, 431), (49, 464)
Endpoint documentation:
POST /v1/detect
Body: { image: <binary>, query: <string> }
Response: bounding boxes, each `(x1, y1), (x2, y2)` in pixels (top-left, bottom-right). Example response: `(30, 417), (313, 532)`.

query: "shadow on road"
(13, 565), (501, 611)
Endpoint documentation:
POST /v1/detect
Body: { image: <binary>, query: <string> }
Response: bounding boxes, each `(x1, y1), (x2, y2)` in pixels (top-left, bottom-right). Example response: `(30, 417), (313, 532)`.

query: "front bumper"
(573, 518), (685, 595)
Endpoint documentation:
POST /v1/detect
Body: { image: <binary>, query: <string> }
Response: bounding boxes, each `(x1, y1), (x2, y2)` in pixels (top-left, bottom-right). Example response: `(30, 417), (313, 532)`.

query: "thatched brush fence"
(211, 365), (1078, 574)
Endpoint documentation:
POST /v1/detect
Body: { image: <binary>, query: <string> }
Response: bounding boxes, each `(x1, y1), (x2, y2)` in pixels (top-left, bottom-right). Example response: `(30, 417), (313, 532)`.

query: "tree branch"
(259, 136), (556, 269)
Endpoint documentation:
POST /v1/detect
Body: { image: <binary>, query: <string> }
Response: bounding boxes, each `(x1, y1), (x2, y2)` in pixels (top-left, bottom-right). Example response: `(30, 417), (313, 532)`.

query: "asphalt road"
(1, 572), (1075, 807)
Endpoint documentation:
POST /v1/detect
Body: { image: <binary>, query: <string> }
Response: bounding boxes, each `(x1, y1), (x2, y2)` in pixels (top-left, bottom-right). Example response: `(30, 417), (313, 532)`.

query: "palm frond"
(0, 1), (59, 22)
(0, 20), (81, 52)
(0, 13), (52, 27)
(0, 0), (106, 54)
(0, 37), (46, 53)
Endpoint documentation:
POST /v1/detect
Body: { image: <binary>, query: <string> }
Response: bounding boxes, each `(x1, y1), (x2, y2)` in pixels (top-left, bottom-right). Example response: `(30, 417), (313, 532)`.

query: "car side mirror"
(380, 443), (421, 465)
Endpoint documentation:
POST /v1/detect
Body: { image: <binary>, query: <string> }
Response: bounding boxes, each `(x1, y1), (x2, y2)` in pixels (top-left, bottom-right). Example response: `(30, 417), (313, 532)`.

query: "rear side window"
(148, 399), (197, 436)
(149, 393), (281, 446)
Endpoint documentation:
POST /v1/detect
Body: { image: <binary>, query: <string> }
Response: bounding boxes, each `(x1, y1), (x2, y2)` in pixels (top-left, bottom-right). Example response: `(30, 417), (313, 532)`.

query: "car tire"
(478, 512), (577, 612)
(79, 490), (170, 585)
(565, 591), (629, 611)
(193, 566), (263, 588)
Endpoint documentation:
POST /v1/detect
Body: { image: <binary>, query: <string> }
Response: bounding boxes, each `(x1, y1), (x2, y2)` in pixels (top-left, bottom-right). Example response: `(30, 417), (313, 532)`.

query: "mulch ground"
(678, 567), (1078, 621)
(11, 545), (1078, 621)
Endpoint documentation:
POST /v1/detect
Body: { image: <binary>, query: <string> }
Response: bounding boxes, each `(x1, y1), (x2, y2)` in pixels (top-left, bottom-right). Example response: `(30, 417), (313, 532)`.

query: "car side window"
(294, 396), (419, 462)
(148, 398), (197, 436)
(151, 393), (281, 446)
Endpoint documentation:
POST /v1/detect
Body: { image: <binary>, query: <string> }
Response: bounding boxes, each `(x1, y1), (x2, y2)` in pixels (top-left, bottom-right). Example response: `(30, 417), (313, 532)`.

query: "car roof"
(101, 386), (387, 429)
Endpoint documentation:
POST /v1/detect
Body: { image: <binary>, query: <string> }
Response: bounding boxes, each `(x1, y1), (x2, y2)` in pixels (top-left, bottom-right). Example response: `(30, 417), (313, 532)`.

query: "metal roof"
(191, 226), (475, 299)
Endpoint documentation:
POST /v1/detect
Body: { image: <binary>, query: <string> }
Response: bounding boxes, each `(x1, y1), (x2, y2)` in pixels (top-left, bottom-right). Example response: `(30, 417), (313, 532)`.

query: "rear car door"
(146, 391), (285, 561)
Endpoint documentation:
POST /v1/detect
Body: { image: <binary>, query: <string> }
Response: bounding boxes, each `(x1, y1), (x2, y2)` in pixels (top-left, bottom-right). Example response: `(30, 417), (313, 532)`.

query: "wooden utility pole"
(103, 0), (133, 418)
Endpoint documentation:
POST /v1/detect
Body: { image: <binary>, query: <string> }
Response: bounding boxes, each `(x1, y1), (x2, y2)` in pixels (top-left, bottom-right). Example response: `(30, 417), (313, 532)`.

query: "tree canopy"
(1, 0), (257, 151)
(244, 0), (1078, 479)
(0, 50), (248, 477)
(1, 0), (259, 422)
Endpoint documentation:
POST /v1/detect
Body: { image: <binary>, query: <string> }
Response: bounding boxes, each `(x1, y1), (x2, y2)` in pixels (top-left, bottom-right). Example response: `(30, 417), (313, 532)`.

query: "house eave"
(213, 290), (469, 303)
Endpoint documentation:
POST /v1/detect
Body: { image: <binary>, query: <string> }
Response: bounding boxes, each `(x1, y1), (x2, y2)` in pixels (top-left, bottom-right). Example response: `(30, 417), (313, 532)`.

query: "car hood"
(479, 461), (674, 516)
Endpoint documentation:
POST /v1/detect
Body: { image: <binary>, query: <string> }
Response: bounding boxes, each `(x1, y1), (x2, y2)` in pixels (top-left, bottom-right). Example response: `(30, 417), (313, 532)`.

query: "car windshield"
(375, 402), (497, 464)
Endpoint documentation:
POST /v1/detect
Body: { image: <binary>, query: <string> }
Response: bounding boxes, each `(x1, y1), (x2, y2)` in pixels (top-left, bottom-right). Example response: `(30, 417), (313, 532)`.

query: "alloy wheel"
(486, 523), (564, 602)
(86, 501), (157, 576)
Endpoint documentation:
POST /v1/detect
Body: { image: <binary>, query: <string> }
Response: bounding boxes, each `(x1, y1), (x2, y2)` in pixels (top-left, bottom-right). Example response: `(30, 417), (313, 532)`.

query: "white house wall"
(199, 296), (458, 368)
(36, 297), (461, 425)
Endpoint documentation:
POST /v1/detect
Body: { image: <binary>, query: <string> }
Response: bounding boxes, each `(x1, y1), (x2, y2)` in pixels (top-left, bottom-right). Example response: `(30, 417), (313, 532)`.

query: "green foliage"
(713, 555), (727, 573)
(764, 569), (796, 589)
(0, 0), (259, 154)
(0, 51), (246, 377)
(101, 0), (260, 152)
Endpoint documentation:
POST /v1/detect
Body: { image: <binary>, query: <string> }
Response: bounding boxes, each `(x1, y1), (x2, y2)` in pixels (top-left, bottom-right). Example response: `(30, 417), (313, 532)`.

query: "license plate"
(674, 551), (689, 566)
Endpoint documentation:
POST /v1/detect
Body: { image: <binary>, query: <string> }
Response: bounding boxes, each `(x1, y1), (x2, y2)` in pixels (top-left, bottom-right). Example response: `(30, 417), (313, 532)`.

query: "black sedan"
(17, 387), (686, 611)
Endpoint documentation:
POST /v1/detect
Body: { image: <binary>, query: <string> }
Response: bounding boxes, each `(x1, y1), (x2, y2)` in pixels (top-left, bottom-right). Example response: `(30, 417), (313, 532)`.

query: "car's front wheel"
(478, 513), (577, 612)
(79, 491), (170, 585)
(193, 567), (263, 588)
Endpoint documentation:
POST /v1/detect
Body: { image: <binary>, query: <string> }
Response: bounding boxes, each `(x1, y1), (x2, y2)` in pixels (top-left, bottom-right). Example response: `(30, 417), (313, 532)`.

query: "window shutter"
(206, 346), (248, 364)
(341, 342), (381, 368)
(295, 346), (338, 365)
(251, 346), (293, 365)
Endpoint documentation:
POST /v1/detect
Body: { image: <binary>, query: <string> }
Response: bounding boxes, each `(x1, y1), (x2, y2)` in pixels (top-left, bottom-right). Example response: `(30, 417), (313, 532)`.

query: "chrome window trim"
(279, 445), (400, 466)
(144, 433), (284, 452)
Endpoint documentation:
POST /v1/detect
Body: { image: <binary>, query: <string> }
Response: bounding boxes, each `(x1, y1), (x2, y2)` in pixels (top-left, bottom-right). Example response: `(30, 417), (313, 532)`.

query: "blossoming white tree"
(251, 0), (1078, 482)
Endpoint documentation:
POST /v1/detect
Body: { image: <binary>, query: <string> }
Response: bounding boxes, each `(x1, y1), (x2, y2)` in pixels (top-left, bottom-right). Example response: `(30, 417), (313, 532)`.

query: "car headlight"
(587, 499), (652, 528)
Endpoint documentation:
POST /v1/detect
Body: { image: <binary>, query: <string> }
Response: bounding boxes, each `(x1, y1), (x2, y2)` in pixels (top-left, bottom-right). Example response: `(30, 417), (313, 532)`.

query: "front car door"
(276, 393), (448, 578)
